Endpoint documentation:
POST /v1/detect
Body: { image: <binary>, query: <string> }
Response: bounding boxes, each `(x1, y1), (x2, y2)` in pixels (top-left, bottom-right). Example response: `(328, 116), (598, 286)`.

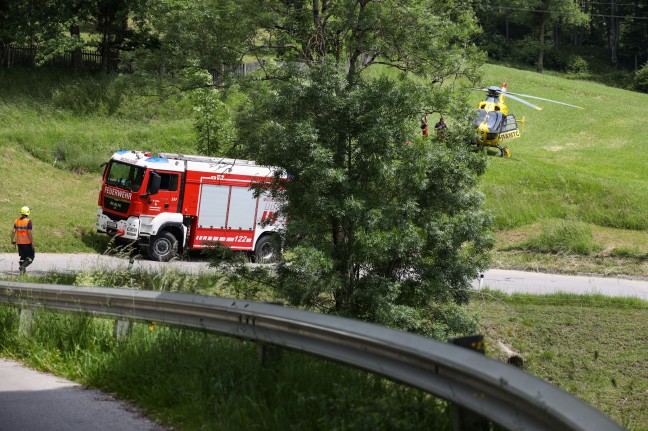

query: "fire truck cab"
(96, 150), (284, 262)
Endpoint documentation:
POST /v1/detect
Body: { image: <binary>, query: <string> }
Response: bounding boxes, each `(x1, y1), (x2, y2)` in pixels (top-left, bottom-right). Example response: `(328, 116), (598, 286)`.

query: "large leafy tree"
(235, 65), (492, 336)
(201, 0), (491, 337)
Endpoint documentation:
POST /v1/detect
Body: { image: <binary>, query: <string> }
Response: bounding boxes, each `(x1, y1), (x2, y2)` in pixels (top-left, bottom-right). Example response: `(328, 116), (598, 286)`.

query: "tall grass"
(0, 68), (196, 173)
(508, 219), (603, 255)
(0, 268), (452, 430)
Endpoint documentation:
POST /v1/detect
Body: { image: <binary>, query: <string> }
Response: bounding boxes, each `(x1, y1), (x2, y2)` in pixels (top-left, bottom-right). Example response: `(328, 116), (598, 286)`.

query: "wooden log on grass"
(497, 340), (524, 368)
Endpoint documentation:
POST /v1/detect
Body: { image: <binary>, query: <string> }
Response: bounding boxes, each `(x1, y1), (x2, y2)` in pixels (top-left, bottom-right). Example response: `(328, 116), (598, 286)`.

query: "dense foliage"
(2, 0), (495, 337)
(232, 65), (492, 336)
(3, 0), (647, 86)
(635, 62), (648, 92)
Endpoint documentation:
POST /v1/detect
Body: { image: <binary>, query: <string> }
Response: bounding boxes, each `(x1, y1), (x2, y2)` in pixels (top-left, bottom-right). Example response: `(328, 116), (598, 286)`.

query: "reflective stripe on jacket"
(14, 218), (32, 245)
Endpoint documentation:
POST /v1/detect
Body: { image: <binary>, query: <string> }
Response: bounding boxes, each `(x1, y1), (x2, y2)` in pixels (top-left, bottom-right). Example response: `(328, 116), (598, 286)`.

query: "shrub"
(565, 56), (589, 75)
(634, 63), (648, 93)
(520, 220), (603, 256)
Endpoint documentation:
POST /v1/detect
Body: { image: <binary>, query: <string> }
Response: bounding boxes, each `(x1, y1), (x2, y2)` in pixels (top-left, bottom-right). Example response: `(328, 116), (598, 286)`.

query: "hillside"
(1, 65), (647, 276)
(477, 64), (648, 276)
(0, 146), (101, 253)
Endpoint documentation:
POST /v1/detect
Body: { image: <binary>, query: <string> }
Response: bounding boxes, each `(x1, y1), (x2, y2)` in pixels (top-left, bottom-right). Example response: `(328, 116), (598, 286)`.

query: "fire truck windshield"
(106, 161), (145, 192)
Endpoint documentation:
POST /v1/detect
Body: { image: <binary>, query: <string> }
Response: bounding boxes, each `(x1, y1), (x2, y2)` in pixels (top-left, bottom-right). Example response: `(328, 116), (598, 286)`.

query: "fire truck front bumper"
(96, 210), (140, 240)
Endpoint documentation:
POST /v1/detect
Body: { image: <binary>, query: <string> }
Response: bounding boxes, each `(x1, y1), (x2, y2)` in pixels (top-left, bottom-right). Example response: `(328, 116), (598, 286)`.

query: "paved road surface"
(0, 358), (167, 431)
(1, 252), (647, 300)
(473, 268), (648, 301)
(0, 252), (211, 276)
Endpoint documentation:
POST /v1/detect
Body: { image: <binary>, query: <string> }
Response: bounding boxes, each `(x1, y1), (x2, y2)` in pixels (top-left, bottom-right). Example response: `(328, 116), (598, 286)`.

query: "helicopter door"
(484, 111), (504, 141)
(501, 114), (519, 132)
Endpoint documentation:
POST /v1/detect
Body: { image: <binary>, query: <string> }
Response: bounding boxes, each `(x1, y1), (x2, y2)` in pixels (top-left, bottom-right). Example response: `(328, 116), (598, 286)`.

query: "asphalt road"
(0, 252), (211, 276)
(472, 268), (648, 300)
(1, 252), (647, 300)
(1, 252), (646, 431)
(0, 358), (167, 431)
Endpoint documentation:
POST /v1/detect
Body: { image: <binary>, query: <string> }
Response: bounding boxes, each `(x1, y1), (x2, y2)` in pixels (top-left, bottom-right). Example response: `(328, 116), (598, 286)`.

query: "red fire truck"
(96, 150), (284, 262)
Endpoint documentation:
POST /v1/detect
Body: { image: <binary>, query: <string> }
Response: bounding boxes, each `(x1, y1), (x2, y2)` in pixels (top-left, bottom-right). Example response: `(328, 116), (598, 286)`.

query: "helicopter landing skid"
(497, 145), (511, 158)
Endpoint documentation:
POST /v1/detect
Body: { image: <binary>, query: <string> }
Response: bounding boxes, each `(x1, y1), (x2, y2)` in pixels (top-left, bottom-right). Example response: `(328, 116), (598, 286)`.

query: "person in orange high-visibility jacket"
(10, 206), (35, 275)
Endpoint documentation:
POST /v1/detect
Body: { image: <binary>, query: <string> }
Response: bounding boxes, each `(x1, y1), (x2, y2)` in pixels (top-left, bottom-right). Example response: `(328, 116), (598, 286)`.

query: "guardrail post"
(257, 302), (284, 367)
(448, 335), (490, 431)
(257, 342), (283, 367)
(19, 308), (34, 336)
(113, 320), (131, 342)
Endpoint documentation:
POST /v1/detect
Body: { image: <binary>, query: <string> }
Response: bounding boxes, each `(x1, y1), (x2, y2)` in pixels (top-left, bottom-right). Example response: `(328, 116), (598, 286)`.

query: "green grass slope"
(0, 146), (101, 253)
(473, 292), (648, 430)
(476, 64), (648, 275)
(0, 68), (194, 253)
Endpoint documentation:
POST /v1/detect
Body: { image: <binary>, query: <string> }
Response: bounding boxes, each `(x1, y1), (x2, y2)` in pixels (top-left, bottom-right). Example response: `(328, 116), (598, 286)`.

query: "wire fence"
(0, 45), (111, 70)
(0, 44), (263, 82)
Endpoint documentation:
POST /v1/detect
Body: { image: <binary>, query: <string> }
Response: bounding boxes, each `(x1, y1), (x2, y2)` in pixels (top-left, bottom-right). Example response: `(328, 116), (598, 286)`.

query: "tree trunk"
(69, 23), (82, 72)
(610, 0), (618, 65)
(312, 0), (327, 61)
(331, 219), (354, 311)
(536, 14), (548, 73)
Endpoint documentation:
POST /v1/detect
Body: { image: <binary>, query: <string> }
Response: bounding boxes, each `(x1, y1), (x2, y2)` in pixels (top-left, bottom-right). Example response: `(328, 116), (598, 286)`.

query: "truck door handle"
(164, 203), (169, 209)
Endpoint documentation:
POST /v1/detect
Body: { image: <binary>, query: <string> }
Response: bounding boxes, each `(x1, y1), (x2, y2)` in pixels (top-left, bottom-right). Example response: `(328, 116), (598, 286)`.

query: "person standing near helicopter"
(434, 116), (447, 139)
(420, 111), (429, 137)
(434, 116), (447, 132)
(10, 206), (35, 275)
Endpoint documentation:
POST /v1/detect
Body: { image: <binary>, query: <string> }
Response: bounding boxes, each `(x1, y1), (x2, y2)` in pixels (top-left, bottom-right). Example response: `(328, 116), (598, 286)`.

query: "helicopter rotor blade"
(503, 93), (542, 111)
(506, 91), (584, 109)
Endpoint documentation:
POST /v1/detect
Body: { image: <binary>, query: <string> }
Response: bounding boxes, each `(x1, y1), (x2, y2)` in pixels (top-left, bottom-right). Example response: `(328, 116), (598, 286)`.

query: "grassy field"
(0, 146), (102, 253)
(471, 292), (648, 430)
(0, 68), (193, 253)
(474, 64), (648, 276)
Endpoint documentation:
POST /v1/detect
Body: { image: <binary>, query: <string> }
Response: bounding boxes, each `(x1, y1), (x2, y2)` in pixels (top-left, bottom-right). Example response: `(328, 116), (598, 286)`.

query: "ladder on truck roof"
(159, 153), (259, 167)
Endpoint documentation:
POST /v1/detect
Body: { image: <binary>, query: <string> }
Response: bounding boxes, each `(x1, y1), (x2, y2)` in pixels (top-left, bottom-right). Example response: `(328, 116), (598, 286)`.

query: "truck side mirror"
(147, 172), (161, 195)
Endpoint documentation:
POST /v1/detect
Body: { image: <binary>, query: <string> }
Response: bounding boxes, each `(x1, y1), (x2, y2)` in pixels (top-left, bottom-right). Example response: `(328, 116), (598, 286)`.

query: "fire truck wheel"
(148, 231), (178, 262)
(254, 235), (280, 264)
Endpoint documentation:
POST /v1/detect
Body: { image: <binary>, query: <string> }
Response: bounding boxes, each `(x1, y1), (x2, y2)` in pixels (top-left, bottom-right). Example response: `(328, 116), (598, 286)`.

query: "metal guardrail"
(0, 281), (624, 431)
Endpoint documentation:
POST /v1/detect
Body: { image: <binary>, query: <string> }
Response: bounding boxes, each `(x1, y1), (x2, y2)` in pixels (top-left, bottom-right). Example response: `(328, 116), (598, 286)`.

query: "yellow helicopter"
(471, 83), (582, 157)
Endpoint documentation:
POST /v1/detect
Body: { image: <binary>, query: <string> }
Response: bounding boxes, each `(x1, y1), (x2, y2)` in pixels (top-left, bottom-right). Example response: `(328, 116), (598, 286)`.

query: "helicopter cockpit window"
(485, 111), (503, 132)
(472, 109), (487, 127)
